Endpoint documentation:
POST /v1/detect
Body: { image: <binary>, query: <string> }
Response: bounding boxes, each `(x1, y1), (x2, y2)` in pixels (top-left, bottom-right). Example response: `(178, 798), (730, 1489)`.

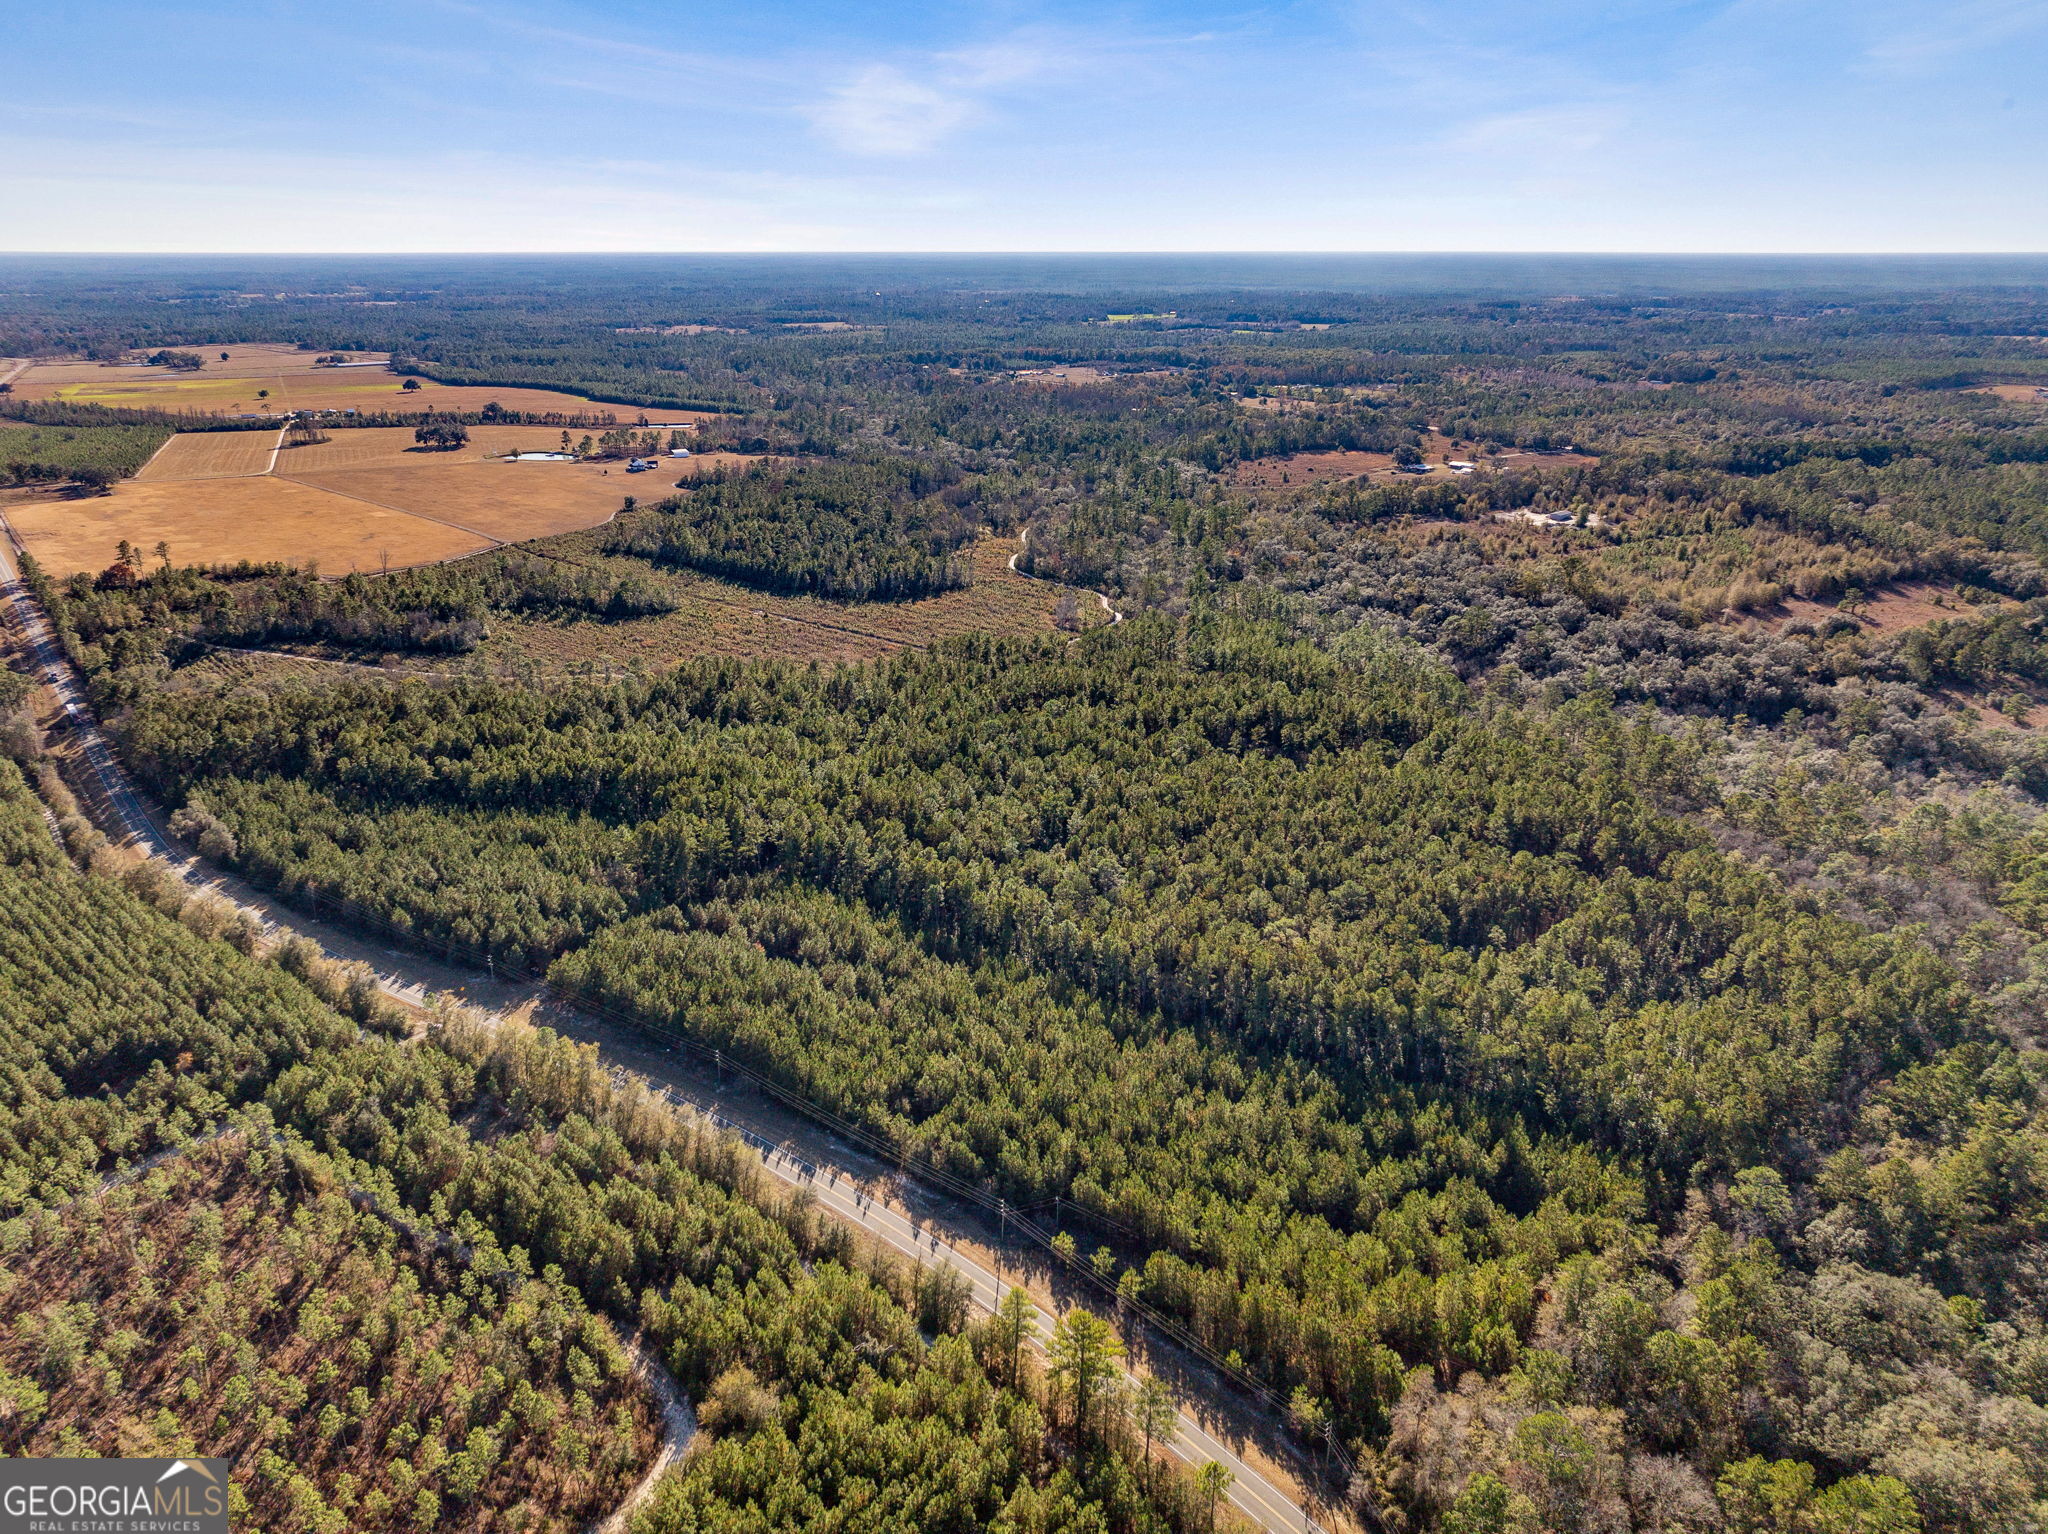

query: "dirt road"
(1010, 524), (1124, 624)
(0, 520), (1346, 1534)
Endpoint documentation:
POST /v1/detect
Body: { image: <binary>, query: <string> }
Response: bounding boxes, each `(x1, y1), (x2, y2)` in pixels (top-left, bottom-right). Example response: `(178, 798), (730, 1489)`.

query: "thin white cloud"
(1443, 103), (1627, 157)
(1862, 0), (2048, 72)
(801, 23), (1219, 158)
(805, 65), (977, 156)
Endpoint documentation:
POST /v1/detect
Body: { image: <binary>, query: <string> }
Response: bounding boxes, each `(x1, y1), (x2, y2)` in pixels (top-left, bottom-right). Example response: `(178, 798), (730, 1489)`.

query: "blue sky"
(3, 0), (2044, 252)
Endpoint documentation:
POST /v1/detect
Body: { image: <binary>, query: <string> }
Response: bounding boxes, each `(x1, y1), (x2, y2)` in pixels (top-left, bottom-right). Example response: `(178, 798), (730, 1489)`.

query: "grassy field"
(18, 343), (390, 382)
(163, 647), (385, 693)
(283, 459), (638, 542)
(1758, 580), (2008, 633)
(1229, 448), (1398, 489)
(7, 427), (752, 575)
(133, 428), (280, 481)
(14, 349), (667, 419)
(20, 372), (635, 417)
(275, 424), (750, 476)
(8, 474), (489, 575)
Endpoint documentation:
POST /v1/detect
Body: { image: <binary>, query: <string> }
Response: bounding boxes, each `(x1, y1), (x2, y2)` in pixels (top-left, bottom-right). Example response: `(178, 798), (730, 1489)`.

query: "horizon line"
(4, 249), (2048, 260)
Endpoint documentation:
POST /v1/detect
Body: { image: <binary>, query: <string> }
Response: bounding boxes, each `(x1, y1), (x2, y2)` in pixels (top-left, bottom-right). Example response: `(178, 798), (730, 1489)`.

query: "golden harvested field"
(8, 476), (489, 576)
(1968, 384), (2048, 404)
(282, 459), (638, 543)
(15, 363), (652, 419)
(134, 428), (280, 481)
(10, 423), (751, 576)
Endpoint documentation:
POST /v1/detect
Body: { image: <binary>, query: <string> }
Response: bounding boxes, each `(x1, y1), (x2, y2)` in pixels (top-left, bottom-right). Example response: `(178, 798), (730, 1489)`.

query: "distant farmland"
(10, 345), (671, 419)
(19, 373), (629, 418)
(9, 425), (745, 575)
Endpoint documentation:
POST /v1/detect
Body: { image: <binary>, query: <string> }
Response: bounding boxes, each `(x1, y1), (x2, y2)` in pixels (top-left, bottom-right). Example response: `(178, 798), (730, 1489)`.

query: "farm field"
(12, 352), (655, 418)
(285, 459), (643, 543)
(133, 427), (279, 481)
(7, 474), (490, 575)
(1969, 383), (2048, 404)
(17, 343), (392, 383)
(273, 423), (740, 475)
(8, 425), (752, 574)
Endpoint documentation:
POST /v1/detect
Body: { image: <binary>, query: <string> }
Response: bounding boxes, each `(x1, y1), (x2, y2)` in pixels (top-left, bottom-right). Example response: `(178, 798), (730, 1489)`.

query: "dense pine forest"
(11, 255), (2048, 1531)
(0, 753), (1207, 1531)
